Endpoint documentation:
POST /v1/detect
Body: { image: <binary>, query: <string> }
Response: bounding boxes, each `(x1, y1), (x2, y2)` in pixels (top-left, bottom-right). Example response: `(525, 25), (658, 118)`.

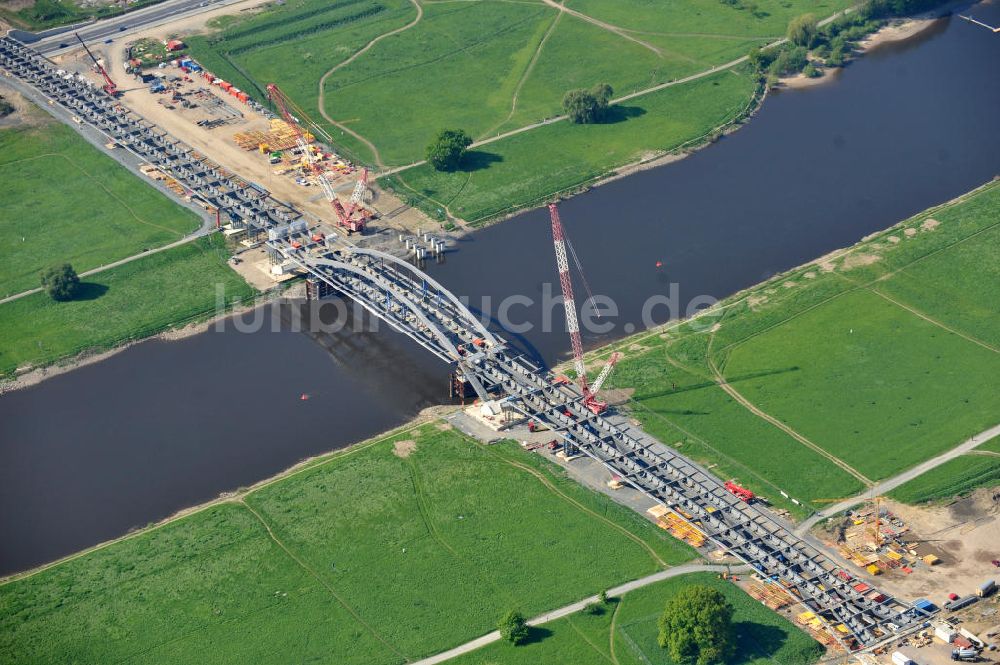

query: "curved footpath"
(409, 562), (749, 665)
(795, 422), (1000, 535)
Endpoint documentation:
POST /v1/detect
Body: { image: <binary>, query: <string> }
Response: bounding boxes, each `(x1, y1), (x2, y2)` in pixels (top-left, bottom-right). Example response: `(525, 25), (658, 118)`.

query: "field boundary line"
(968, 450), (1000, 459)
(796, 421), (1000, 534)
(539, 0), (661, 56)
(479, 3), (563, 139)
(711, 182), (1000, 361)
(868, 286), (1000, 354)
(408, 563), (741, 665)
(624, 395), (812, 507)
(706, 327), (875, 487)
(608, 595), (623, 665)
(239, 499), (408, 660)
(317, 0), (424, 168)
(582, 183), (1000, 366)
(404, 459), (461, 558)
(0, 417), (438, 586)
(565, 613), (616, 663)
(479, 444), (670, 568)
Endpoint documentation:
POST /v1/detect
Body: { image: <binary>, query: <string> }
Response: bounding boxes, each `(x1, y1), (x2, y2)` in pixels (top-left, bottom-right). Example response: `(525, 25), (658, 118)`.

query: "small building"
(165, 39), (185, 52)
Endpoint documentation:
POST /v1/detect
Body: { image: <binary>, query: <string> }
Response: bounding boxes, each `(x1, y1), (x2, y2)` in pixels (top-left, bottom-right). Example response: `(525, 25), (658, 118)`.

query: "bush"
(562, 83), (613, 124)
(658, 585), (736, 665)
(787, 13), (818, 47)
(498, 609), (529, 645)
(803, 63), (820, 78)
(40, 263), (80, 301)
(768, 46), (808, 77)
(426, 128), (473, 172)
(0, 97), (14, 117)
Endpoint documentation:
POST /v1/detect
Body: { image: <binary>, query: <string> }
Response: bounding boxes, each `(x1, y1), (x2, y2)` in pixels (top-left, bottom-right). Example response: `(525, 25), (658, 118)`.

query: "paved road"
(0, 226), (216, 306)
(8, 0), (248, 56)
(409, 562), (746, 665)
(795, 422), (1000, 535)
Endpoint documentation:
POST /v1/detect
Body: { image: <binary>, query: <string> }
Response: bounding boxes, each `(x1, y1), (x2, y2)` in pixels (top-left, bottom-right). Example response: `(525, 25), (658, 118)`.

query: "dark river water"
(2, 4), (998, 575)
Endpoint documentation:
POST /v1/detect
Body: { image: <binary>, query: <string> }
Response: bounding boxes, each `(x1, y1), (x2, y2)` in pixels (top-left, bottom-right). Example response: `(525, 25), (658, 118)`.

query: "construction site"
(1, 4), (998, 665)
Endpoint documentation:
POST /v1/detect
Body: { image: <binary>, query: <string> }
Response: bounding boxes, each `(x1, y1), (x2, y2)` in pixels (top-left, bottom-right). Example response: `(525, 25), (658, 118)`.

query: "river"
(1, 5), (998, 576)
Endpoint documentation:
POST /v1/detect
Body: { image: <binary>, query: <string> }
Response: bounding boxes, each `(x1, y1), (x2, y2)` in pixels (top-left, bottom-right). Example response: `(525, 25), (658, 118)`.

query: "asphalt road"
(8, 0), (247, 56)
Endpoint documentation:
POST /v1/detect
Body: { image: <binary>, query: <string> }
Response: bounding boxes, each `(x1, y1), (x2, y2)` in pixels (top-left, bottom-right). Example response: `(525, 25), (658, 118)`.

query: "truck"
(892, 651), (915, 665)
(952, 648), (978, 662)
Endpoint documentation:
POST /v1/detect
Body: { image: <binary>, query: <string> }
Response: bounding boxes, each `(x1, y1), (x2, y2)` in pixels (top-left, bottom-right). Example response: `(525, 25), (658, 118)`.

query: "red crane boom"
(266, 83), (366, 233)
(549, 203), (617, 415)
(75, 32), (117, 97)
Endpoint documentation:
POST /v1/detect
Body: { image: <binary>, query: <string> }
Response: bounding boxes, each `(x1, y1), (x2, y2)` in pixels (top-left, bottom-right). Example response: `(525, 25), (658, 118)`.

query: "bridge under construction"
(0, 35), (929, 652)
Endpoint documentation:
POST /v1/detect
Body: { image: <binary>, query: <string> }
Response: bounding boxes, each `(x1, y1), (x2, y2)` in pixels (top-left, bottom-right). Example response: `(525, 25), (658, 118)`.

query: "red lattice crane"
(266, 83), (367, 233)
(549, 203), (620, 415)
(75, 32), (118, 97)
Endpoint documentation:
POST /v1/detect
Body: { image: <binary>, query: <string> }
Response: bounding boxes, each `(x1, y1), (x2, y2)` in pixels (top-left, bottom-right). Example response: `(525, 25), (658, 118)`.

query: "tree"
(787, 13), (818, 47)
(40, 263), (80, 301)
(657, 585), (736, 665)
(426, 128), (473, 171)
(562, 83), (614, 124)
(498, 609), (529, 645)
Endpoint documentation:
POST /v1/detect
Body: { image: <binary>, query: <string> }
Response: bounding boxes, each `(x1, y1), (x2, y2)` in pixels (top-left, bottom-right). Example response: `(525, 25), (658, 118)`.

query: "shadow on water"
(603, 104), (646, 124)
(73, 282), (109, 301)
(460, 150), (503, 172)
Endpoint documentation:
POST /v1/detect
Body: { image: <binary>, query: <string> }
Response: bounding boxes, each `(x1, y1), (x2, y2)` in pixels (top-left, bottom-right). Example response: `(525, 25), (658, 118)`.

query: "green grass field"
(0, 119), (201, 296)
(0, 234), (255, 375)
(599, 181), (1000, 509)
(888, 436), (1000, 504)
(185, 0), (850, 222)
(387, 66), (758, 224)
(449, 573), (823, 665)
(0, 424), (695, 664)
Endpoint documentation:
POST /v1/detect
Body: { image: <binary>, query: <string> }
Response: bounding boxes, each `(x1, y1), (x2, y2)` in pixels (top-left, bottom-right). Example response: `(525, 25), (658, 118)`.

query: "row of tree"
(497, 584), (737, 665)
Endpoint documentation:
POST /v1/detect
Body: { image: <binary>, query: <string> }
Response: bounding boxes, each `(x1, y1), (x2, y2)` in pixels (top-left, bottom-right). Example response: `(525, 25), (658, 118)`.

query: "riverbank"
(0, 234), (258, 387)
(582, 178), (1000, 515)
(0, 421), (699, 664)
(781, 14), (942, 89)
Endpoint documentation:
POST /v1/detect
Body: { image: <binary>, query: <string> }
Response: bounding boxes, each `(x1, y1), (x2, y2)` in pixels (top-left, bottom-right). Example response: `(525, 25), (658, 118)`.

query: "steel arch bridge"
(0, 34), (929, 652)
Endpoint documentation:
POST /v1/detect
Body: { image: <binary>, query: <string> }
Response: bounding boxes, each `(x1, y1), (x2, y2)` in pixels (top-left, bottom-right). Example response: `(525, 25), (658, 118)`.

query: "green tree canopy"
(562, 83), (614, 124)
(426, 128), (473, 171)
(787, 13), (818, 47)
(40, 263), (80, 301)
(498, 609), (529, 645)
(657, 585), (736, 665)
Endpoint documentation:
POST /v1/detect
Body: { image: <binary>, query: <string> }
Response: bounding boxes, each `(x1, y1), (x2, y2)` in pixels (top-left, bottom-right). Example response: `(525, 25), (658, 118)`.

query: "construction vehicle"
(75, 33), (118, 97)
(952, 648), (979, 662)
(725, 480), (755, 503)
(266, 83), (369, 233)
(548, 203), (620, 415)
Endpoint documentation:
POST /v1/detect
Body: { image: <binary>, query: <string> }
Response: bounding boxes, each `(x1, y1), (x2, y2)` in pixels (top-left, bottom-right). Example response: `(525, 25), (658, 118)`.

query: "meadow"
(386, 66), (758, 224)
(0, 425), (695, 663)
(0, 119), (200, 296)
(185, 0), (852, 220)
(888, 453), (1000, 504)
(449, 572), (824, 665)
(599, 181), (1000, 508)
(0, 234), (255, 376)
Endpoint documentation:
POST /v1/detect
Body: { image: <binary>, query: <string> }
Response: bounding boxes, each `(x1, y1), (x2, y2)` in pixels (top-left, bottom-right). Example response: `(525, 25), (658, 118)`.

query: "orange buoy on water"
(655, 260), (663, 268)
(300, 393), (310, 401)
